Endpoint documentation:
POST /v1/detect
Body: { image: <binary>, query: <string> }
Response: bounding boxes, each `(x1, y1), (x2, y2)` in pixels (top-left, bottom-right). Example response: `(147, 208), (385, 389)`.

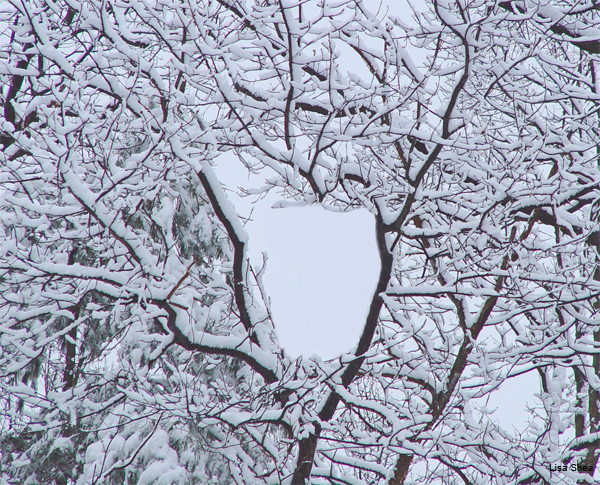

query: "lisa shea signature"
(548, 463), (594, 473)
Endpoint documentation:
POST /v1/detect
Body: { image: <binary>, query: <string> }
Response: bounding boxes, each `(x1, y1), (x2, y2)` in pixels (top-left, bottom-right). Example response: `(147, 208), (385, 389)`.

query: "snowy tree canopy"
(1, 0), (599, 484)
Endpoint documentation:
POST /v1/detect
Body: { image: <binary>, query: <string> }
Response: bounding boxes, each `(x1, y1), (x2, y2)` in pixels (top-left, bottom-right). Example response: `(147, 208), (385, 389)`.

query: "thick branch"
(499, 1), (600, 54)
(151, 299), (278, 384)
(196, 169), (258, 343)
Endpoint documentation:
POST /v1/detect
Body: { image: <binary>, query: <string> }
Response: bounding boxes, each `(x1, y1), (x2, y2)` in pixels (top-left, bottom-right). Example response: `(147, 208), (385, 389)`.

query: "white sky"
(215, 156), (380, 359)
